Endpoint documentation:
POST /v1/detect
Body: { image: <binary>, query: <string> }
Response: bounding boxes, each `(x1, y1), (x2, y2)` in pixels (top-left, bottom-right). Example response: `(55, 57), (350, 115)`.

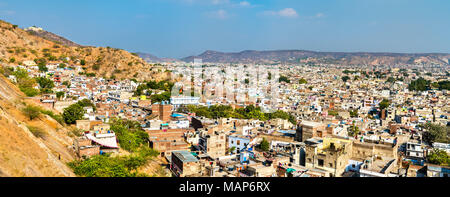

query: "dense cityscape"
(1, 56), (448, 177)
(0, 1), (449, 185)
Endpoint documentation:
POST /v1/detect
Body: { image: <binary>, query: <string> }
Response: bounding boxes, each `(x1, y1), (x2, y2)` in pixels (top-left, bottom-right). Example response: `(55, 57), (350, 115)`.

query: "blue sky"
(0, 0), (449, 58)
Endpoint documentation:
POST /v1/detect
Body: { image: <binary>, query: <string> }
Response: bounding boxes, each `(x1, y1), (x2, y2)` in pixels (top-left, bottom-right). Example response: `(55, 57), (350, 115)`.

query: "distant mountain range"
(181, 50), (450, 65)
(136, 52), (178, 63)
(24, 25), (450, 66)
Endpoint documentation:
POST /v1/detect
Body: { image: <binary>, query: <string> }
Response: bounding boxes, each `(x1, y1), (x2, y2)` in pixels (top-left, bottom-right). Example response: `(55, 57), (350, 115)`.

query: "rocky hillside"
(25, 26), (82, 47)
(0, 20), (169, 81)
(0, 74), (75, 177)
(182, 50), (450, 65)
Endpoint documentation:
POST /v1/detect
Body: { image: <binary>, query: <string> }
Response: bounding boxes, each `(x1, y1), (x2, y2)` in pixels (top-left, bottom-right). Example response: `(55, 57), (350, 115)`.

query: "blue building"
(228, 135), (251, 154)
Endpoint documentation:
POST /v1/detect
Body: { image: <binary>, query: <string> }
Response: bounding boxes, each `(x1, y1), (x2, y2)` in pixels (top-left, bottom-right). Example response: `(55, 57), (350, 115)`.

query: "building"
(297, 121), (326, 142)
(73, 137), (100, 157)
(304, 137), (353, 177)
(146, 128), (193, 156)
(406, 142), (425, 160)
(426, 164), (450, 177)
(170, 96), (200, 109)
(199, 131), (226, 159)
(170, 150), (201, 177)
(359, 156), (397, 177)
(228, 135), (251, 154)
(152, 102), (173, 122)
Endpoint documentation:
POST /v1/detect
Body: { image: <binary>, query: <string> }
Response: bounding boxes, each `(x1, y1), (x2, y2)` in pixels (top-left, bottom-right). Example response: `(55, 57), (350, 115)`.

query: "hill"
(0, 20), (169, 81)
(182, 50), (450, 65)
(0, 74), (75, 177)
(25, 26), (82, 47)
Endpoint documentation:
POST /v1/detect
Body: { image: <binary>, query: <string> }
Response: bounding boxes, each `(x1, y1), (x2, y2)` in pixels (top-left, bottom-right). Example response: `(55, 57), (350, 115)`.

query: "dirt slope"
(0, 75), (75, 177)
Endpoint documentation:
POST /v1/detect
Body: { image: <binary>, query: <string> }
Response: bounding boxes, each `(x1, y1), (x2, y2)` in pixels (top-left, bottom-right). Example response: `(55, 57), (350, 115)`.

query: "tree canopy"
(63, 103), (85, 124)
(184, 105), (296, 125)
(427, 149), (449, 166)
(408, 77), (430, 91)
(422, 123), (450, 145)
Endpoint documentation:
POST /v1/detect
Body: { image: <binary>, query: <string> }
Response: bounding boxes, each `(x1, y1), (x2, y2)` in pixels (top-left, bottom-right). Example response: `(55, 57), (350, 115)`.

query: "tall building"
(152, 101), (173, 122)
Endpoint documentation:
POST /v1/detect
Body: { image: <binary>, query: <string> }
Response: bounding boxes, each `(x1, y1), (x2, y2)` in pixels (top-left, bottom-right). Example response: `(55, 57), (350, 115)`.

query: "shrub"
(22, 105), (41, 120)
(110, 118), (149, 152)
(27, 125), (47, 138)
(40, 109), (65, 125)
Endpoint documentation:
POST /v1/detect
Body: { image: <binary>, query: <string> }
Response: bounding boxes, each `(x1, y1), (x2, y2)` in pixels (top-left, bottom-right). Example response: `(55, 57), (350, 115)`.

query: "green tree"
(427, 149), (450, 166)
(38, 63), (48, 72)
(423, 123), (450, 145)
(110, 118), (149, 152)
(35, 77), (55, 93)
(437, 81), (450, 90)
(298, 78), (307, 84)
(350, 109), (358, 118)
(348, 124), (360, 137)
(260, 138), (270, 152)
(278, 75), (290, 83)
(77, 99), (96, 111)
(408, 77), (430, 91)
(63, 104), (85, 124)
(379, 99), (390, 110)
(150, 91), (171, 104)
(58, 63), (66, 69)
(342, 76), (350, 82)
(56, 91), (65, 100)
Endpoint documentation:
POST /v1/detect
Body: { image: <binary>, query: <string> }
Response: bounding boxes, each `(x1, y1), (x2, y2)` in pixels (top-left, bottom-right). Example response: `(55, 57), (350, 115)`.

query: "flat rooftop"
(300, 121), (323, 128)
(172, 150), (199, 163)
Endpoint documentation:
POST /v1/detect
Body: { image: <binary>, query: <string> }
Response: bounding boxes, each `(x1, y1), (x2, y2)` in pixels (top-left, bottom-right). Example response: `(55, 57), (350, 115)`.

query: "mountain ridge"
(181, 49), (450, 65)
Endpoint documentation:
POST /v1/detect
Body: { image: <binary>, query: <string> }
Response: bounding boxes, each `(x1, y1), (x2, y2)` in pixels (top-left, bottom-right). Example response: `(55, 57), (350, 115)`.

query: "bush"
(298, 78), (307, 84)
(278, 75), (290, 83)
(92, 64), (100, 70)
(260, 138), (270, 152)
(22, 105), (41, 120)
(427, 149), (450, 166)
(56, 91), (65, 100)
(110, 118), (149, 152)
(40, 109), (65, 125)
(69, 128), (84, 137)
(27, 126), (47, 138)
(20, 86), (40, 97)
(68, 148), (158, 177)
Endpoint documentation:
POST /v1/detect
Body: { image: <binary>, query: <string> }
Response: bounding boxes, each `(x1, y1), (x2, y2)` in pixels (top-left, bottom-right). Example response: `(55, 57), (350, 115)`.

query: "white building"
(170, 96), (200, 109)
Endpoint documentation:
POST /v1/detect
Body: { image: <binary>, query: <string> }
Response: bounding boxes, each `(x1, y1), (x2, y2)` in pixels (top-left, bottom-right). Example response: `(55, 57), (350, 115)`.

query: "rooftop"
(172, 150), (199, 163)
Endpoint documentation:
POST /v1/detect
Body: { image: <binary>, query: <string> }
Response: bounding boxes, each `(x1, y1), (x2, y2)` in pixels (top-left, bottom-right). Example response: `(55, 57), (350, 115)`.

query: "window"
(318, 159), (324, 167)
(329, 163), (333, 167)
(237, 140), (240, 145)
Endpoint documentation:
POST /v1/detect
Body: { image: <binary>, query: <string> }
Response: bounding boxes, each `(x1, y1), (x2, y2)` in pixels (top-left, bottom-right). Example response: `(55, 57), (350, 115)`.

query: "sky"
(0, 0), (449, 58)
